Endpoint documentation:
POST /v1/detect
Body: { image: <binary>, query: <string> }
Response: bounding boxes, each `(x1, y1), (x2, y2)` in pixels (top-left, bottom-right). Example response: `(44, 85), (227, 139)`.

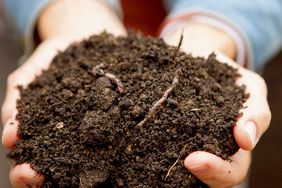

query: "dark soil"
(8, 32), (248, 188)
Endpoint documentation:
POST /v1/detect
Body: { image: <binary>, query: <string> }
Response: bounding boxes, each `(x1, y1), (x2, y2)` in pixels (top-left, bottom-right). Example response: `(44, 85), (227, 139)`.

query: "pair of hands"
(1, 34), (271, 188)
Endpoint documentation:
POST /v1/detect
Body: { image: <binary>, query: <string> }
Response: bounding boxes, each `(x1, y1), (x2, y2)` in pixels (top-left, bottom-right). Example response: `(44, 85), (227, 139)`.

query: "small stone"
(116, 178), (124, 186)
(131, 105), (143, 117)
(125, 144), (132, 154)
(55, 122), (64, 129)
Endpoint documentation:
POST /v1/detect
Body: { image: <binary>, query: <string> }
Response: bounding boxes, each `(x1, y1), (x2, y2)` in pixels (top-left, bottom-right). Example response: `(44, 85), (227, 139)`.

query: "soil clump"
(8, 32), (248, 187)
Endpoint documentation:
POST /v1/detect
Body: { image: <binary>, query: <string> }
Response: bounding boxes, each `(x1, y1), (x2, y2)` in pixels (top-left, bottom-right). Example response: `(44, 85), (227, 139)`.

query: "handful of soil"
(8, 32), (248, 187)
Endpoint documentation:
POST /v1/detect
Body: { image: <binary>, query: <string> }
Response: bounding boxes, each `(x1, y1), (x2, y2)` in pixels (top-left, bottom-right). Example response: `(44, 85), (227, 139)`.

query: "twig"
(177, 29), (184, 50)
(190, 108), (201, 112)
(104, 73), (125, 93)
(137, 31), (183, 127)
(138, 31), (185, 127)
(164, 144), (188, 181)
(173, 28), (184, 62)
(137, 69), (181, 127)
(91, 63), (125, 93)
(91, 63), (107, 75)
(79, 177), (83, 187)
(95, 63), (107, 69)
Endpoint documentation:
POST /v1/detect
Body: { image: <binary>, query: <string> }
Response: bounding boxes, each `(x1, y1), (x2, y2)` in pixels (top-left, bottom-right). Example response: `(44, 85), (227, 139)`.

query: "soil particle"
(8, 32), (248, 187)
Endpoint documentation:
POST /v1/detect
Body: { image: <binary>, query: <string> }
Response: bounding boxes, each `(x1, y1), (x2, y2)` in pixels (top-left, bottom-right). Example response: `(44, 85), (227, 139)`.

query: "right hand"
(2, 0), (126, 186)
(183, 52), (270, 187)
(1, 37), (74, 188)
(162, 25), (271, 187)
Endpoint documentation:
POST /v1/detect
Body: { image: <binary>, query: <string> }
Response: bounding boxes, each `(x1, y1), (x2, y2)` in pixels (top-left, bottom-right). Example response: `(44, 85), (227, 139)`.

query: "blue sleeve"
(3, 0), (121, 57)
(3, 0), (51, 35)
(167, 0), (282, 71)
(3, 0), (51, 60)
(3, 0), (121, 35)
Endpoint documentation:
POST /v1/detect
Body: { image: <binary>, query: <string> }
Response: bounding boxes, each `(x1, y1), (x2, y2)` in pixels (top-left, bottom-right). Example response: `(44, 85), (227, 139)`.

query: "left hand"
(1, 37), (74, 188)
(183, 52), (271, 187)
(2, 0), (126, 186)
(163, 25), (271, 187)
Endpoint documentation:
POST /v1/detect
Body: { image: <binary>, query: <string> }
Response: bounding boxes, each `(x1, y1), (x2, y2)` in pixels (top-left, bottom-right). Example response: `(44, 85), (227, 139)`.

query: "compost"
(8, 32), (248, 187)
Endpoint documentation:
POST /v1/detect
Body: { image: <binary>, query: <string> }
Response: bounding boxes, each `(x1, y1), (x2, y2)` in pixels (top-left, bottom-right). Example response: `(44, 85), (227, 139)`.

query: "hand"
(2, 0), (126, 187)
(1, 37), (74, 188)
(184, 52), (270, 187)
(162, 23), (271, 187)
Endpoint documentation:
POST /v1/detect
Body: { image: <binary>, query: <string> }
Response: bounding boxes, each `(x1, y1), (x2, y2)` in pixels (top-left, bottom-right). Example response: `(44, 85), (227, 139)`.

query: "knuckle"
(258, 77), (267, 92)
(242, 70), (268, 97)
(252, 72), (267, 89)
(262, 106), (272, 130)
(7, 72), (17, 85)
(248, 98), (271, 134)
(253, 103), (271, 134)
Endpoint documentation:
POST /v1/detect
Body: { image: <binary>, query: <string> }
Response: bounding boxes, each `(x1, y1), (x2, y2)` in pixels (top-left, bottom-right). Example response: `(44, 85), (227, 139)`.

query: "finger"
(1, 60), (42, 125)
(233, 70), (271, 150)
(2, 118), (19, 148)
(1, 65), (53, 149)
(1, 73), (20, 125)
(1, 37), (71, 125)
(210, 52), (271, 150)
(10, 163), (44, 188)
(1, 67), (36, 146)
(184, 150), (251, 188)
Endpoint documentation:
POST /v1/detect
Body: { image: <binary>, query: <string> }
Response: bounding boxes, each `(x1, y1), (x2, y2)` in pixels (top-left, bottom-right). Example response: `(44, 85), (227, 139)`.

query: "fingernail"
(20, 166), (44, 188)
(23, 179), (40, 188)
(22, 174), (43, 188)
(189, 163), (208, 174)
(22, 174), (44, 188)
(245, 121), (257, 147)
(186, 154), (208, 174)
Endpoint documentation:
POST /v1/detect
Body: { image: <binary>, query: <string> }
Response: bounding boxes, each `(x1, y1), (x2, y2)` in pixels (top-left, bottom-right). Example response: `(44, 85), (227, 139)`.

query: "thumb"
(10, 163), (44, 188)
(184, 150), (250, 188)
(233, 69), (271, 151)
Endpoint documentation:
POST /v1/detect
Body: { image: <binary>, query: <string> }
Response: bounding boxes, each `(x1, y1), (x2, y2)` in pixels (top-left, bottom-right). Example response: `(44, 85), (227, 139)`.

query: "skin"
(1, 0), (271, 187)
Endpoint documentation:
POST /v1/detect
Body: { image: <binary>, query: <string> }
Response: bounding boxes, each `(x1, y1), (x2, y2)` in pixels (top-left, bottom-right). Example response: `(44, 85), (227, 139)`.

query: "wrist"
(161, 22), (237, 59)
(37, 0), (126, 42)
(159, 11), (252, 69)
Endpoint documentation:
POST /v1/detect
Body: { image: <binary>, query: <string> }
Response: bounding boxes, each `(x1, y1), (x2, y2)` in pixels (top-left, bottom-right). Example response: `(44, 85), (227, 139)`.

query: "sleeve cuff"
(20, 0), (52, 64)
(158, 10), (253, 70)
(21, 0), (122, 64)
